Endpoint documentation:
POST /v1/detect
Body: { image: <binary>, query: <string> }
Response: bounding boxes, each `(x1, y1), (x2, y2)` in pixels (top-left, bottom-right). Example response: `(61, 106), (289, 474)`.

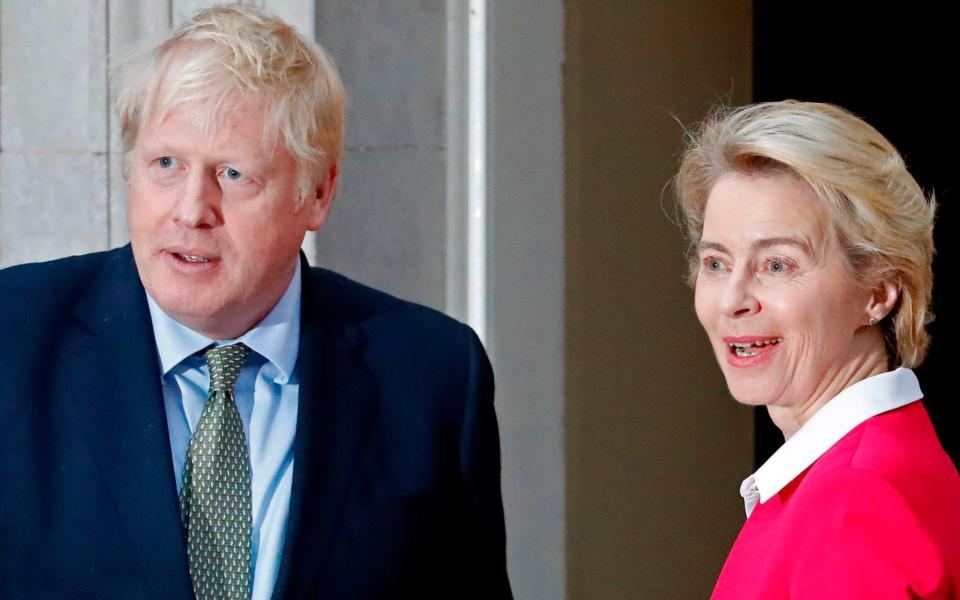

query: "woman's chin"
(725, 384), (775, 407)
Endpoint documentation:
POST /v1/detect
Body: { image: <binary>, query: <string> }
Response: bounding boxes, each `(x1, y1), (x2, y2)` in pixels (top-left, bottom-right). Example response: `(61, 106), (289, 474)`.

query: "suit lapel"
(272, 261), (377, 598)
(62, 246), (193, 599)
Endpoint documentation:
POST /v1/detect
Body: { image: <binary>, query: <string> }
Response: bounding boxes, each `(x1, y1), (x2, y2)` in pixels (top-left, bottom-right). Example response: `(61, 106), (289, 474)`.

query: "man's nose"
(173, 170), (221, 228)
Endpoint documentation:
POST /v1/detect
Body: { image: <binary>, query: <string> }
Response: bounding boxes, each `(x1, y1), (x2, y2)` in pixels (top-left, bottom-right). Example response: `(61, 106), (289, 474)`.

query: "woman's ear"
(865, 277), (900, 325)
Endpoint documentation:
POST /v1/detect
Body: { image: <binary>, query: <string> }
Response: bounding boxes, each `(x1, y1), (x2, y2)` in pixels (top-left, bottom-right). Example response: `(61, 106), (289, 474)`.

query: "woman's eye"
(703, 257), (725, 272)
(766, 258), (793, 274)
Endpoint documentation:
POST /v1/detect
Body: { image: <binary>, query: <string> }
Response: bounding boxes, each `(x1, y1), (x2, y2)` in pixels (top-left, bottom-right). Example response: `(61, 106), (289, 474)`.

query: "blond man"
(0, 6), (511, 599)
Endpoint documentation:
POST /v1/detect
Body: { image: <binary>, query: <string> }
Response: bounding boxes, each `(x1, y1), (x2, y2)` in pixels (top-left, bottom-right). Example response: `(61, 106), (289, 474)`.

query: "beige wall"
(564, 1), (754, 597)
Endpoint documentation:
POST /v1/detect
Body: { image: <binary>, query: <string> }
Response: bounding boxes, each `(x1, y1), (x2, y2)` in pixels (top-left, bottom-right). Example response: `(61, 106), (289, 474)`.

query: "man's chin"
(151, 292), (229, 332)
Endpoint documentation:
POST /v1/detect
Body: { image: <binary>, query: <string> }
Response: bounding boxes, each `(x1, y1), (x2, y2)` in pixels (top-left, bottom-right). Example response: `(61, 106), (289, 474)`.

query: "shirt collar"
(740, 367), (922, 517)
(146, 259), (302, 383)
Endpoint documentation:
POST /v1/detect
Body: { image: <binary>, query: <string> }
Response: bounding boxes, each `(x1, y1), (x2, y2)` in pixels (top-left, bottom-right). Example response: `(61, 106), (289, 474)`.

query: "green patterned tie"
(180, 343), (253, 600)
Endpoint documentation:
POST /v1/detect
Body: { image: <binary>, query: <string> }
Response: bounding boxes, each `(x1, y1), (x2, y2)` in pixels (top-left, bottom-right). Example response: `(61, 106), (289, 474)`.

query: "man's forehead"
(140, 94), (281, 156)
(151, 83), (266, 122)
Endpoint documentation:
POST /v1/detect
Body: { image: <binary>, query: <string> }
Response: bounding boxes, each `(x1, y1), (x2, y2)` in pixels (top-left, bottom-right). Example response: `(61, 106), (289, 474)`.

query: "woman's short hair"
(675, 100), (936, 367)
(114, 4), (346, 206)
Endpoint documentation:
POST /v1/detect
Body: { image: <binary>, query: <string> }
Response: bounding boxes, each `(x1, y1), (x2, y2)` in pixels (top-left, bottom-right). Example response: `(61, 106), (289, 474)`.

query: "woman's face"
(694, 172), (874, 411)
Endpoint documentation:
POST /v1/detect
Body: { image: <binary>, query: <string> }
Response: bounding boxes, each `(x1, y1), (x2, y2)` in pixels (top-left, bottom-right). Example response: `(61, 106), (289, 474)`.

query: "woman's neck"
(768, 332), (891, 440)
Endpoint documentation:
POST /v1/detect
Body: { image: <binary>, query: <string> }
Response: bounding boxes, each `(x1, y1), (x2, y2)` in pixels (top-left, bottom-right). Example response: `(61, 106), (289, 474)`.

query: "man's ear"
(866, 277), (900, 325)
(305, 161), (339, 231)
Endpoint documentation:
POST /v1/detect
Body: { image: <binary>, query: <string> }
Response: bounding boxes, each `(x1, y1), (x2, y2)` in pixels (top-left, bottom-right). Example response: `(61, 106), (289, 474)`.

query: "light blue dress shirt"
(146, 260), (301, 600)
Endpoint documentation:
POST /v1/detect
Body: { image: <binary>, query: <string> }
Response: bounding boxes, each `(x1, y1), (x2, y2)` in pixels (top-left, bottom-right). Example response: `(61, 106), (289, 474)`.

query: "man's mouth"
(176, 253), (212, 263)
(727, 338), (783, 357)
(165, 249), (218, 266)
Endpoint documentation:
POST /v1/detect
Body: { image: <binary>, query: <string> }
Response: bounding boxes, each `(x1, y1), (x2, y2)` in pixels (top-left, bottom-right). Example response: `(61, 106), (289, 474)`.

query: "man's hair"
(115, 3), (346, 206)
(675, 100), (936, 367)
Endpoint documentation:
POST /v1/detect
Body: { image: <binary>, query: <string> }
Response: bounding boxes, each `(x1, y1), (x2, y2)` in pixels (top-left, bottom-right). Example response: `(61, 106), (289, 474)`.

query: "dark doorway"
(753, 3), (957, 466)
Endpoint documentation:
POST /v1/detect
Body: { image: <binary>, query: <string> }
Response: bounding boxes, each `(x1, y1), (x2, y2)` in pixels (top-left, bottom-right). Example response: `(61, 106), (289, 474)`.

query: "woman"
(675, 101), (960, 598)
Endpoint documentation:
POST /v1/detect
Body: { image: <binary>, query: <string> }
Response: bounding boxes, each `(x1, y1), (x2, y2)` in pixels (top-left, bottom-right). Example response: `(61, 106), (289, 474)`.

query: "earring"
(868, 317), (878, 326)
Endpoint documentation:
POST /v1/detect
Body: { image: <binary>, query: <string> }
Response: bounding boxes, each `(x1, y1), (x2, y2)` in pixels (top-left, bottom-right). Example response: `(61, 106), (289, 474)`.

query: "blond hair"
(115, 3), (346, 205)
(675, 100), (936, 367)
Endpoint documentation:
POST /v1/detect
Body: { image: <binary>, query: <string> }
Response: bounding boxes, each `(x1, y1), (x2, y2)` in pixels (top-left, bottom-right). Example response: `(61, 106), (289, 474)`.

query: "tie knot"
(204, 343), (251, 393)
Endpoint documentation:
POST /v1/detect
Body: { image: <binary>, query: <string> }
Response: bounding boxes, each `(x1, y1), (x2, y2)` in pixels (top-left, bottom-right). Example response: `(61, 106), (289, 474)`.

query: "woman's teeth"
(728, 338), (782, 357)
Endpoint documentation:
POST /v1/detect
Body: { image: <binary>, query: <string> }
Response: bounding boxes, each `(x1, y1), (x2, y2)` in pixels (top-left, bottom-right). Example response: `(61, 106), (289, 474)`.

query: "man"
(0, 6), (511, 599)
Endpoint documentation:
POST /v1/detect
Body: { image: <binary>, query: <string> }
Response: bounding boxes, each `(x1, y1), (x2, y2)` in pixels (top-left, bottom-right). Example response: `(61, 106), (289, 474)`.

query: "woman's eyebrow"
(751, 236), (814, 257)
(697, 237), (813, 256)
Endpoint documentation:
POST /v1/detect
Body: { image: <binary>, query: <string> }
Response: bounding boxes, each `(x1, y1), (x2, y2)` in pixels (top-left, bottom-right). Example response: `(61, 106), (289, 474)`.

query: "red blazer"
(712, 402), (960, 599)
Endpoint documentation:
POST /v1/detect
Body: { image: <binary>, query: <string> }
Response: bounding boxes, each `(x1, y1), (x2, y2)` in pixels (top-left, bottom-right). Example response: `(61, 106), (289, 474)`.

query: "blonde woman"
(676, 101), (960, 598)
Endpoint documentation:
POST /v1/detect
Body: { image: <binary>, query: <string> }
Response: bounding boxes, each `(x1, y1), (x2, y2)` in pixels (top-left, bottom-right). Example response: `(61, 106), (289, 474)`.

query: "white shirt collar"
(740, 367), (923, 517)
(146, 259), (302, 383)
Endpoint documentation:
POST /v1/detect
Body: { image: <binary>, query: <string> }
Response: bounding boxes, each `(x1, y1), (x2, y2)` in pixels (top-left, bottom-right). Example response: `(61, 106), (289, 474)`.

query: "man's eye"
(157, 156), (180, 169)
(223, 167), (245, 182)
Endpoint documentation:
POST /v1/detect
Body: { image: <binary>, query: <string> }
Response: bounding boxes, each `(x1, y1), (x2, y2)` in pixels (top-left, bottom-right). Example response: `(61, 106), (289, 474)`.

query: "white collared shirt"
(740, 368), (923, 517)
(146, 260), (301, 600)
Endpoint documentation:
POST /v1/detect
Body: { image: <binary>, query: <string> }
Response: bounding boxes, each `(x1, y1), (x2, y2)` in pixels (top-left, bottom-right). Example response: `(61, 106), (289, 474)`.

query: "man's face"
(128, 95), (334, 339)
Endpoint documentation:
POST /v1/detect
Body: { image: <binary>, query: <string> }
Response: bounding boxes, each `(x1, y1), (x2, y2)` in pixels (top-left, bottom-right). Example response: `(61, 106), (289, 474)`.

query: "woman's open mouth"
(727, 338), (783, 357)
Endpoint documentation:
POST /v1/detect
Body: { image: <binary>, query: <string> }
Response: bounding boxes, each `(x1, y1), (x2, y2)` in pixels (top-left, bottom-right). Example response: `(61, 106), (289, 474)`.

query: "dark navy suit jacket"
(0, 246), (511, 599)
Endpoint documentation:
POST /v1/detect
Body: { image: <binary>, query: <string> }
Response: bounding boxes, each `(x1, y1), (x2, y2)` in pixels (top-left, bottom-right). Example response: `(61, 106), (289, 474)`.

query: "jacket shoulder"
(0, 250), (113, 295)
(304, 266), (489, 387)
(307, 266), (475, 341)
(0, 249), (119, 328)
